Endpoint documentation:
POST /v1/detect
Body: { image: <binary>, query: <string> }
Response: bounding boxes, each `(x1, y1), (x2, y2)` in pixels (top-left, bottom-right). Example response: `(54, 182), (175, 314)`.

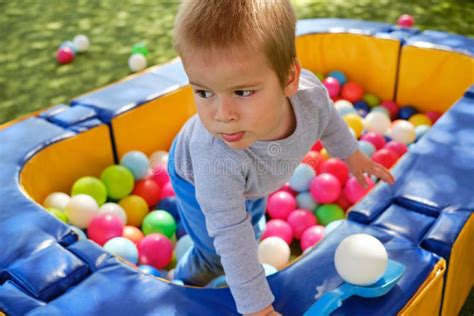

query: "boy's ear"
(284, 59), (302, 97)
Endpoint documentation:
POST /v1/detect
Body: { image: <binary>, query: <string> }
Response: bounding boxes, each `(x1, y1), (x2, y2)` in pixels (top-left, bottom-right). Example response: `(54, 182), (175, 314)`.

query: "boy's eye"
(235, 90), (254, 97)
(195, 90), (214, 98)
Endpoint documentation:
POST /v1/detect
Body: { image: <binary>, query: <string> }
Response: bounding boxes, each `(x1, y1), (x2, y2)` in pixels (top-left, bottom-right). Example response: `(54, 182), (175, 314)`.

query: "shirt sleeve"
(192, 143), (275, 314)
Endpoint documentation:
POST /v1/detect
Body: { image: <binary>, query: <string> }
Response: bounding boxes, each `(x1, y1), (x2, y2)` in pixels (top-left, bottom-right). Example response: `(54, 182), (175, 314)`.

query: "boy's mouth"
(221, 131), (245, 142)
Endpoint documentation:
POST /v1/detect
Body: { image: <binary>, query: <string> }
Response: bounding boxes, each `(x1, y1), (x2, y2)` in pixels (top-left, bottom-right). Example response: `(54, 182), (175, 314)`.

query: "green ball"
(131, 43), (148, 57)
(363, 93), (380, 108)
(142, 210), (176, 238)
(315, 72), (325, 81)
(47, 207), (68, 223)
(314, 204), (345, 226)
(101, 165), (134, 200)
(71, 176), (107, 205)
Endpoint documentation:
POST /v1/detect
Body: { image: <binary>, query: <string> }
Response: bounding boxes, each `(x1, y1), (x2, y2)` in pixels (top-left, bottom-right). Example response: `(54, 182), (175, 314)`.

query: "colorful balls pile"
(56, 34), (90, 65)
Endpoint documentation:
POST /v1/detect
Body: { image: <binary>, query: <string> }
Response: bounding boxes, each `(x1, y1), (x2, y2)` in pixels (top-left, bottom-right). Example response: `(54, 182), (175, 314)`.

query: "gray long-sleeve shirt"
(172, 69), (358, 314)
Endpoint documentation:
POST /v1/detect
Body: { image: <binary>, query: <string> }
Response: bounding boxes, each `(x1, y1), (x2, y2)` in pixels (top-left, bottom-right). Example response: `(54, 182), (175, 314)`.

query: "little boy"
(168, 1), (395, 315)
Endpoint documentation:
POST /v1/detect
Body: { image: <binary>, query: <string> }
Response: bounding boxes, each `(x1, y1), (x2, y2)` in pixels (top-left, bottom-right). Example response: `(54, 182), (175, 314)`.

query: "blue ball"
(415, 125), (430, 141)
(398, 105), (417, 120)
(358, 140), (376, 157)
(175, 235), (194, 261)
(157, 197), (180, 221)
(104, 237), (138, 264)
(120, 151), (149, 180)
(289, 164), (316, 192)
(138, 265), (162, 277)
(60, 40), (78, 53)
(328, 70), (347, 85)
(296, 192), (317, 211)
(354, 101), (370, 118)
(384, 135), (393, 143)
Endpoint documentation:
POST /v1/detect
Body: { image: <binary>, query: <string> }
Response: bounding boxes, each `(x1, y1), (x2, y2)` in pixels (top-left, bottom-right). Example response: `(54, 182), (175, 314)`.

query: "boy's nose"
(215, 98), (237, 122)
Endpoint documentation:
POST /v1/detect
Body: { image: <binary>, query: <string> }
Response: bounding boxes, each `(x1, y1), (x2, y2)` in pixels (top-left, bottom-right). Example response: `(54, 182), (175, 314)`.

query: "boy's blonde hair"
(173, 0), (297, 87)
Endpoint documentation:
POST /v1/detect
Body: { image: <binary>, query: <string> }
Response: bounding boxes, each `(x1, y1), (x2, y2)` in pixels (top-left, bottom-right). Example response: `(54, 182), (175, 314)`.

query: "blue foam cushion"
(47, 105), (97, 128)
(67, 118), (104, 133)
(38, 104), (69, 120)
(405, 30), (474, 56)
(297, 18), (392, 36)
(149, 59), (189, 87)
(0, 281), (45, 315)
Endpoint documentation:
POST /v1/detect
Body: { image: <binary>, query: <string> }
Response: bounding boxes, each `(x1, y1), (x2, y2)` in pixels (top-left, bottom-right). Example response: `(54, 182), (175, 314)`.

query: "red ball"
(318, 158), (349, 184)
(287, 209), (317, 240)
(133, 178), (161, 207)
(341, 82), (364, 103)
(279, 182), (297, 197)
(56, 47), (75, 64)
(425, 111), (441, 123)
(398, 14), (415, 28)
(87, 214), (124, 246)
(302, 150), (326, 173)
(311, 140), (323, 152)
(381, 100), (400, 119)
(372, 148), (399, 169)
(360, 132), (386, 150)
(261, 219), (294, 245)
(151, 164), (170, 187)
(138, 233), (173, 269)
(336, 193), (352, 211)
(160, 181), (175, 199)
(384, 141), (408, 157)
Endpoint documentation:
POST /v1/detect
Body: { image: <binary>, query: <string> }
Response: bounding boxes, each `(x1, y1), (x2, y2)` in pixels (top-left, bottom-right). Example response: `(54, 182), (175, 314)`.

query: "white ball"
(43, 192), (70, 211)
(257, 237), (290, 269)
(73, 34), (90, 52)
(390, 120), (416, 144)
(128, 53), (147, 72)
(99, 202), (127, 225)
(364, 111), (391, 135)
(334, 100), (355, 116)
(334, 234), (388, 286)
(65, 194), (99, 229)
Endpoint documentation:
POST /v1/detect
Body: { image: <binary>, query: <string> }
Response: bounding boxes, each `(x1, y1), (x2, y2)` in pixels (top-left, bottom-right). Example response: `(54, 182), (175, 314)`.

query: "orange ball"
(133, 178), (161, 207)
(119, 195), (149, 227)
(341, 82), (364, 103)
(123, 225), (144, 244)
(302, 150), (326, 173)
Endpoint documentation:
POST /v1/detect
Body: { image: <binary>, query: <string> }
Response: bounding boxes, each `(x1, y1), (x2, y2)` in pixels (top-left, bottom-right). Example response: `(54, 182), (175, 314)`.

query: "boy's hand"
(245, 305), (281, 316)
(345, 149), (395, 188)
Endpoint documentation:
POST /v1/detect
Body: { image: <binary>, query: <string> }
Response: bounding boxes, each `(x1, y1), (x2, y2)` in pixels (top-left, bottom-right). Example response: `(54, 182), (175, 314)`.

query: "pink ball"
(137, 233), (173, 269)
(151, 164), (170, 187)
(398, 14), (415, 28)
(318, 158), (349, 185)
(87, 214), (124, 246)
(287, 209), (317, 240)
(310, 174), (341, 204)
(56, 47), (75, 64)
(341, 82), (364, 103)
(425, 111), (441, 123)
(323, 77), (341, 98)
(381, 100), (400, 119)
(360, 132), (386, 150)
(267, 191), (297, 220)
(344, 176), (375, 204)
(372, 148), (399, 169)
(261, 219), (294, 245)
(384, 141), (408, 157)
(160, 181), (175, 199)
(300, 225), (325, 251)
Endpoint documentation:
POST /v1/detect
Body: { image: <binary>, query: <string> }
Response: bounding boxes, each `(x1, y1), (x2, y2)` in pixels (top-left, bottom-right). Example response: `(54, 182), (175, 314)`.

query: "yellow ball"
(409, 114), (432, 127)
(343, 113), (364, 138)
(320, 148), (331, 159)
(119, 195), (149, 227)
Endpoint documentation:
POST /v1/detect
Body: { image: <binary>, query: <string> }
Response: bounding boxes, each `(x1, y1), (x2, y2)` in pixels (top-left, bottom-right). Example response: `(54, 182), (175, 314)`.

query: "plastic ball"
(129, 53), (147, 72)
(278, 182), (297, 197)
(138, 233), (173, 269)
(415, 125), (430, 141)
(70, 225), (87, 240)
(341, 82), (364, 103)
(87, 213), (124, 246)
(118, 195), (149, 227)
(267, 191), (296, 220)
(363, 111), (391, 135)
(262, 263), (278, 276)
(138, 265), (162, 277)
(358, 140), (376, 157)
(318, 158), (349, 185)
(344, 176), (375, 204)
(314, 204), (345, 226)
(381, 100), (399, 119)
(123, 225), (144, 244)
(310, 174), (341, 204)
(342, 114), (363, 138)
(43, 192), (70, 211)
(302, 150), (325, 173)
(354, 100), (370, 117)
(323, 219), (344, 237)
(409, 113), (432, 127)
(142, 210), (176, 238)
(300, 225), (325, 251)
(336, 104), (356, 117)
(99, 202), (127, 225)
(336, 193), (352, 211)
(397, 14), (415, 28)
(149, 151), (169, 168)
(104, 237), (138, 263)
(383, 141), (408, 157)
(131, 43), (149, 57)
(257, 237), (290, 269)
(335, 234), (388, 285)
(296, 192), (318, 211)
(71, 176), (107, 206)
(398, 105), (417, 120)
(311, 140), (323, 152)
(289, 164), (316, 192)
(65, 194), (99, 229)
(425, 111), (441, 124)
(121, 151), (150, 180)
(363, 94), (380, 108)
(157, 197), (179, 221)
(46, 207), (68, 223)
(390, 120), (416, 144)
(159, 181), (175, 199)
(133, 178), (161, 207)
(360, 132), (386, 150)
(151, 164), (170, 187)
(60, 40), (78, 53)
(261, 219), (294, 245)
(175, 234), (194, 261)
(101, 165), (134, 200)
(56, 47), (75, 64)
(372, 148), (399, 169)
(73, 34), (90, 52)
(327, 70), (347, 85)
(287, 209), (317, 240)
(322, 77), (341, 98)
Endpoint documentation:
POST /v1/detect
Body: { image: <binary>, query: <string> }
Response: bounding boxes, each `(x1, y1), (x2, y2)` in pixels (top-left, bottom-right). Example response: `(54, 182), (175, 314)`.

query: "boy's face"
(182, 47), (300, 150)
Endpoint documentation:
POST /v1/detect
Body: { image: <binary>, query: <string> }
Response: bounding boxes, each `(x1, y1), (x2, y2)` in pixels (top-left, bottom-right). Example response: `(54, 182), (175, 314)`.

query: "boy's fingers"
(354, 172), (368, 189)
(373, 164), (395, 184)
